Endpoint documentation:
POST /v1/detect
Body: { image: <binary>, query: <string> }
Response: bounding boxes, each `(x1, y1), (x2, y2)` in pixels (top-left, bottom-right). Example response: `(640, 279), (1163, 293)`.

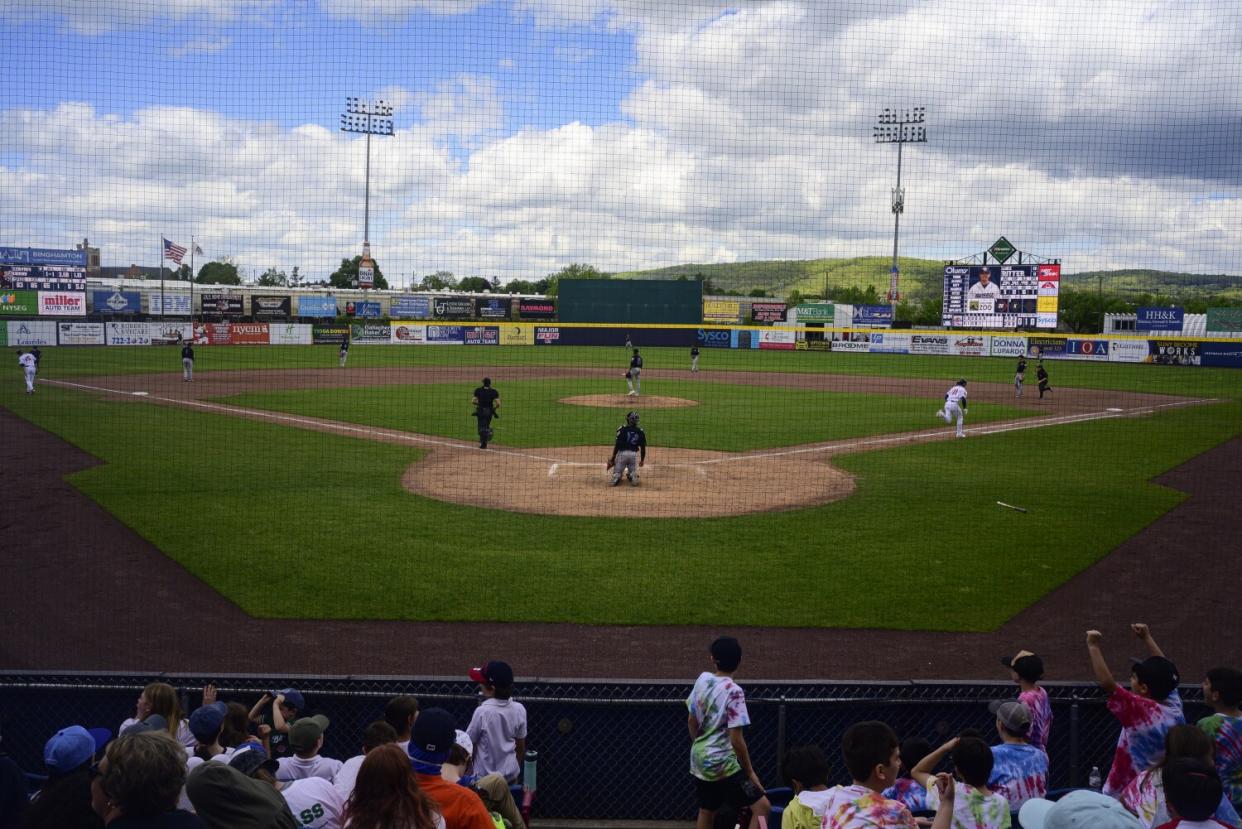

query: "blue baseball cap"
(274, 688), (305, 711)
(44, 726), (96, 772)
(189, 702), (228, 743)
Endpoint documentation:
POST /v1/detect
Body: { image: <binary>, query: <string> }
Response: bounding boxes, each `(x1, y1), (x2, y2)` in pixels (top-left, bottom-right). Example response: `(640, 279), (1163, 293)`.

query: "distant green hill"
(1061, 270), (1242, 299)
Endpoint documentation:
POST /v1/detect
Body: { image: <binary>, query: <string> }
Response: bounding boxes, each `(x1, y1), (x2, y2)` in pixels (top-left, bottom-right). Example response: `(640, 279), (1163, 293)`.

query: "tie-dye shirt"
(820, 784), (917, 829)
(882, 778), (928, 813)
(1020, 687), (1053, 753)
(1198, 713), (1242, 814)
(924, 779), (1012, 829)
(989, 743), (1048, 812)
(1119, 767), (1241, 829)
(1103, 687), (1185, 798)
(686, 672), (749, 781)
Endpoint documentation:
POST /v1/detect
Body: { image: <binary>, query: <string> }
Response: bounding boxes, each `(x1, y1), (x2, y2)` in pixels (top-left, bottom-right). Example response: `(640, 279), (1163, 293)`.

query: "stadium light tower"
(874, 106), (927, 311)
(341, 97), (394, 287)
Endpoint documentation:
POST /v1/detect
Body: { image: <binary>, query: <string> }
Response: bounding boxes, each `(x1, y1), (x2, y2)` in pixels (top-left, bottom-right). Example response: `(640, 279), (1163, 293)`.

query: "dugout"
(558, 279), (702, 324)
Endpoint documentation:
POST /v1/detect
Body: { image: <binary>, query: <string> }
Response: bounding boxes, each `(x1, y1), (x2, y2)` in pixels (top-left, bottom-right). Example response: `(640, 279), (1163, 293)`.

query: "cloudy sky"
(2, 0), (1240, 284)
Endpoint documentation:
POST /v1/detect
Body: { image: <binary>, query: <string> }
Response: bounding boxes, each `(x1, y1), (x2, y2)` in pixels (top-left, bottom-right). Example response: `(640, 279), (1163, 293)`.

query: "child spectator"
(1160, 758), (1235, 829)
(406, 707), (496, 829)
(465, 661), (527, 784)
(220, 702), (264, 754)
(988, 700), (1048, 812)
(1198, 667), (1242, 815)
(385, 696), (420, 757)
(780, 745), (834, 829)
(884, 737), (932, 813)
(1120, 725), (1240, 829)
(912, 736), (1011, 829)
(686, 636), (770, 829)
(444, 729), (525, 829)
(120, 682), (194, 749)
(23, 726), (105, 829)
(819, 720), (917, 828)
(249, 688), (305, 760)
(276, 716), (343, 783)
(334, 721), (398, 803)
(1002, 650), (1053, 753)
(1087, 625), (1186, 797)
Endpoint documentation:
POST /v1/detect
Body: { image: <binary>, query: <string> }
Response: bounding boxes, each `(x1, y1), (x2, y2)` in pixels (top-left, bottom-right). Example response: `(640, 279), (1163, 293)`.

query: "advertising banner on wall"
(852, 305), (894, 326)
(696, 328), (734, 349)
(200, 293), (244, 317)
(350, 323), (390, 344)
(517, 299), (556, 319)
(1206, 307), (1242, 333)
(831, 338), (871, 353)
(105, 321), (152, 346)
(391, 296), (432, 319)
(39, 291), (86, 316)
(464, 326), (499, 345)
(1137, 307), (1185, 332)
(1027, 336), (1066, 358)
(750, 301), (787, 322)
(474, 298), (511, 319)
(298, 296), (339, 318)
(1065, 339), (1110, 360)
(9, 320), (56, 346)
(792, 303), (833, 322)
(251, 295), (291, 320)
(989, 335), (1028, 357)
(703, 300), (741, 323)
(229, 323), (269, 345)
(149, 322), (193, 345)
(868, 332), (910, 354)
(949, 334), (987, 356)
(910, 333), (950, 355)
(199, 322), (233, 345)
(312, 323), (349, 344)
(425, 325), (465, 344)
(391, 323), (426, 344)
(347, 300), (382, 318)
(432, 297), (473, 318)
(92, 290), (141, 314)
(0, 290), (37, 315)
(1200, 341), (1242, 368)
(268, 323), (312, 345)
(1147, 340), (1201, 366)
(0, 246), (86, 267)
(535, 326), (561, 345)
(1107, 339), (1149, 363)
(58, 322), (105, 345)
(148, 294), (192, 316)
(499, 325), (533, 345)
(758, 329), (797, 350)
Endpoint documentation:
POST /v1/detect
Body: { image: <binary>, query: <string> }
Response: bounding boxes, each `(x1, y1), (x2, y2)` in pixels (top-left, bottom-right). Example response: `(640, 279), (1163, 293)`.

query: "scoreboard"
(941, 263), (1060, 329)
(0, 264), (87, 292)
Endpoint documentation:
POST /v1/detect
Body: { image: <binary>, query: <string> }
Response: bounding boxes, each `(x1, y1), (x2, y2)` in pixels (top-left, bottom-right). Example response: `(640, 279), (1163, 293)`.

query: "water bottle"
(523, 749), (538, 791)
(1088, 765), (1102, 790)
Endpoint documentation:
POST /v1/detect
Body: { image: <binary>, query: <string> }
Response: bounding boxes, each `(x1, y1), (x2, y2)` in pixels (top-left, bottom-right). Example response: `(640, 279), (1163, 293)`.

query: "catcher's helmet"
(626, 410), (640, 426)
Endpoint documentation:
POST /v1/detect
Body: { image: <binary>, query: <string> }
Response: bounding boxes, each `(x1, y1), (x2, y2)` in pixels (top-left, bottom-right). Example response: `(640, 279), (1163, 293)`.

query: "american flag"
(163, 238), (188, 264)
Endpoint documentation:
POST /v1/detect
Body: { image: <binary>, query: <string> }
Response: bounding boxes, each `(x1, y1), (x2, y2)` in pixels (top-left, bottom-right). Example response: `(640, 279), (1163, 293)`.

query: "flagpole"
(160, 237), (166, 317)
(189, 235), (195, 325)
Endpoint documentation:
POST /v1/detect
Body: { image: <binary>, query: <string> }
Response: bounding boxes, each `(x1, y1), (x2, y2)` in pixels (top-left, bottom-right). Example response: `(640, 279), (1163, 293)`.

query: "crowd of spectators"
(2, 626), (1240, 829)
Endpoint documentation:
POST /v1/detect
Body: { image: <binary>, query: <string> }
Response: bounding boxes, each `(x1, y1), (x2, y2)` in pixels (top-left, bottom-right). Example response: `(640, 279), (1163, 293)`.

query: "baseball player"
(1014, 356), (1027, 399)
(472, 377), (500, 449)
(628, 348), (643, 396)
(338, 335), (350, 367)
(607, 410), (647, 487)
(181, 341), (195, 382)
(624, 369), (635, 396)
(624, 333), (633, 349)
(690, 346), (700, 373)
(17, 350), (36, 394)
(936, 379), (968, 438)
(1037, 362), (1052, 399)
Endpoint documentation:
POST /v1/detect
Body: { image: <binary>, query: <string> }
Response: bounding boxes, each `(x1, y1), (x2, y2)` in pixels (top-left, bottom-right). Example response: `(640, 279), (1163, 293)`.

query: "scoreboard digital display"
(941, 263), (1059, 329)
(0, 264), (87, 292)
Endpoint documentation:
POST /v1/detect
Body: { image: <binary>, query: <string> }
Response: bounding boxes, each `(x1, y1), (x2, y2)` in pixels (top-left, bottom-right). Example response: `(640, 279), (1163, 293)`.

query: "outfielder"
(936, 379), (968, 438)
(628, 348), (643, 396)
(1014, 357), (1026, 399)
(181, 342), (195, 382)
(338, 335), (350, 367)
(690, 346), (700, 373)
(607, 410), (647, 487)
(17, 350), (36, 394)
(472, 377), (500, 449)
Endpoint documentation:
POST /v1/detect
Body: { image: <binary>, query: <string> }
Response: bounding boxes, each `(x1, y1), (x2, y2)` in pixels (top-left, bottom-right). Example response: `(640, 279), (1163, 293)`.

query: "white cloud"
(0, 0), (278, 34)
(167, 37), (233, 57)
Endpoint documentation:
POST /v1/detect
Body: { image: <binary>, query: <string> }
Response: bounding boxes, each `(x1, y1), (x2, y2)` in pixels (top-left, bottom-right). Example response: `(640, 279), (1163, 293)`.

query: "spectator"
(89, 731), (206, 827)
(819, 720), (917, 828)
(988, 700), (1048, 812)
(229, 748), (342, 829)
(465, 661), (526, 783)
(185, 761), (297, 829)
(1161, 758), (1235, 828)
(219, 703), (263, 754)
(407, 707), (495, 829)
(343, 744), (443, 829)
(1087, 625), (1186, 797)
(24, 725), (108, 829)
(686, 636), (770, 829)
(1198, 667), (1242, 814)
(912, 736), (1011, 829)
(276, 716), (342, 783)
(443, 729), (524, 829)
(1002, 650), (1052, 753)
(249, 689), (305, 760)
(779, 745), (833, 829)
(1018, 790), (1143, 829)
(1120, 726), (1240, 828)
(883, 737), (932, 813)
(334, 722), (398, 803)
(188, 702), (232, 765)
(120, 683), (193, 748)
(385, 697), (420, 757)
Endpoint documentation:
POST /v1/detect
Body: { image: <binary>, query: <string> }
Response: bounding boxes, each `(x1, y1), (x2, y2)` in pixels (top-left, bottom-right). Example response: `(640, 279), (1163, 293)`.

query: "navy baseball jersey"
(613, 424), (646, 453)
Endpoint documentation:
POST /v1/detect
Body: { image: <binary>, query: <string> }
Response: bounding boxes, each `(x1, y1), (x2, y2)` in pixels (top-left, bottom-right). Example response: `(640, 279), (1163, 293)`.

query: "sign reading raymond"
(200, 293), (243, 317)
(251, 295), (291, 320)
(518, 298), (556, 319)
(750, 301), (787, 322)
(474, 297), (511, 319)
(433, 297), (473, 318)
(1136, 306), (1184, 332)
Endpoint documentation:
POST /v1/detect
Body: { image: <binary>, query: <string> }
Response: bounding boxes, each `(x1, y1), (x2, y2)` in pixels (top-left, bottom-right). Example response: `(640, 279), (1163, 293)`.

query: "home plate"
(132, 391), (150, 396)
(1106, 407), (1123, 412)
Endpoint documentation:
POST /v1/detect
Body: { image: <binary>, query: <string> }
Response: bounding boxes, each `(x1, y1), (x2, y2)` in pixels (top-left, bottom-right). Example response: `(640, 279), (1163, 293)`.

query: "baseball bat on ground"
(996, 501), (1028, 513)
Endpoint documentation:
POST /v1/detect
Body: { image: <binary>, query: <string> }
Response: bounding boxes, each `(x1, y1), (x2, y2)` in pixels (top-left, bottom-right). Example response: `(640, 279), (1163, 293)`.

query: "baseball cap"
(1018, 790), (1142, 829)
(469, 660), (514, 687)
(989, 700), (1032, 735)
(189, 702), (228, 743)
(229, 747), (279, 778)
(1130, 656), (1180, 700)
(1001, 650), (1045, 682)
(273, 688), (305, 711)
(454, 729), (474, 758)
(288, 715), (329, 753)
(409, 707), (456, 764)
(44, 726), (96, 772)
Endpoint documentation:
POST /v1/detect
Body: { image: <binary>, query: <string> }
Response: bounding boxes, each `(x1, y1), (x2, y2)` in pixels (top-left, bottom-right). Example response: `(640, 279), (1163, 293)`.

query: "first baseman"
(936, 379), (968, 438)
(607, 410), (647, 487)
(17, 350), (36, 394)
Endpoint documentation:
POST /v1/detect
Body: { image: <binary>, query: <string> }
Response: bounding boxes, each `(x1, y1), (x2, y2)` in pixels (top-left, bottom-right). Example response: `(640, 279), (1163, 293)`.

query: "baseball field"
(4, 341), (1240, 680)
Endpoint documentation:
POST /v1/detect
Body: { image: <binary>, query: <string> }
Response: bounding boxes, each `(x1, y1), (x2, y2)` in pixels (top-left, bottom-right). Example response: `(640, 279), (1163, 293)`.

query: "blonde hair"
(142, 682), (183, 737)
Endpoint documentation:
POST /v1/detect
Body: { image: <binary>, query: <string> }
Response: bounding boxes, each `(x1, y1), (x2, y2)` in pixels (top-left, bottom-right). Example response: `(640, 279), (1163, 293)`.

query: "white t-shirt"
(277, 754), (343, 783)
(466, 697), (528, 782)
(18, 353), (35, 370)
(968, 280), (1000, 297)
(945, 385), (968, 406)
(281, 777), (344, 829)
(332, 754), (365, 802)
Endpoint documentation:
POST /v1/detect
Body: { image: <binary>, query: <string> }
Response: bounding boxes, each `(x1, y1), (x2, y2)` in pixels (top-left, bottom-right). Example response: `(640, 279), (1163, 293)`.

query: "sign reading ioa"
(988, 236), (1016, 264)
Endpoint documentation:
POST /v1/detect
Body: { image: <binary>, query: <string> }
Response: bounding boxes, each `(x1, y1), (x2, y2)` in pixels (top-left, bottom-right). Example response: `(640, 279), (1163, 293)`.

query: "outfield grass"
(5, 347), (1240, 630)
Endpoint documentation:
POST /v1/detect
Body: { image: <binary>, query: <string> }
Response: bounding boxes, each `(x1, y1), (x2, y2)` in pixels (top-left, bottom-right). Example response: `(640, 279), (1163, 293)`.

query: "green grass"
(222, 379), (1034, 452)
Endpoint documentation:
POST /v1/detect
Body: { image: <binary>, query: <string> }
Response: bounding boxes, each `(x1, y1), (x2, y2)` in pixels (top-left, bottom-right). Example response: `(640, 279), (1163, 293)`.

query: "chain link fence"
(0, 673), (1209, 820)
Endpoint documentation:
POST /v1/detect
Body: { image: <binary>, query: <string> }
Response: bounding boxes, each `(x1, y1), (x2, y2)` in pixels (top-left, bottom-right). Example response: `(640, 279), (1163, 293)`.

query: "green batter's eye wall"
(557, 279), (704, 325)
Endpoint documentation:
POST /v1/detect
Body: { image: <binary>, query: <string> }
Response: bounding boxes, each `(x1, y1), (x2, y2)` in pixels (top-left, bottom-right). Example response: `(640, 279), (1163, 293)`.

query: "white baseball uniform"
(280, 776), (344, 829)
(19, 352), (36, 393)
(967, 280), (1000, 298)
(939, 384), (968, 437)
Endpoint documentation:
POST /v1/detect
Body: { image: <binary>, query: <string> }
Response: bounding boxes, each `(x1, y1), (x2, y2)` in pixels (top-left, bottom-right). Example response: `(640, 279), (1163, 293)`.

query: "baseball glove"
(606, 458), (615, 469)
(624, 371), (632, 379)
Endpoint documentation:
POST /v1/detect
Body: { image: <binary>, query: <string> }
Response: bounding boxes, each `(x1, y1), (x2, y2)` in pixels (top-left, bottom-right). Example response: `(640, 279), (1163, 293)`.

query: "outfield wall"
(7, 319), (1242, 367)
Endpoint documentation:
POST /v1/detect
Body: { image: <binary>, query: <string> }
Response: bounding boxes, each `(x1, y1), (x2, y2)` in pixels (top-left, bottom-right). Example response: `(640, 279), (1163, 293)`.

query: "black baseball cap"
(1130, 656), (1180, 700)
(469, 660), (513, 687)
(1001, 651), (1045, 682)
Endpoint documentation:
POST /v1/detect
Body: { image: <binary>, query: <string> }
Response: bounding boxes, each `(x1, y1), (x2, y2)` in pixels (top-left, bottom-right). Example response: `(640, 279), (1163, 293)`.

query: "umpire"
(472, 377), (500, 449)
(607, 410), (647, 487)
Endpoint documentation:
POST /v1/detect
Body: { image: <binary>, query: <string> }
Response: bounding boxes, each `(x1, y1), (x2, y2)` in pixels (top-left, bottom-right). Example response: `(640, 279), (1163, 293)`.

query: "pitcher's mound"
(561, 394), (698, 409)
(403, 445), (854, 517)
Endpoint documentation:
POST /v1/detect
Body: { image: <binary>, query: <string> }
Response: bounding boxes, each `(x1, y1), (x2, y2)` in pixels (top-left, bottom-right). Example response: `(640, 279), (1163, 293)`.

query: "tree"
(329, 256), (388, 290)
(786, 289), (804, 307)
(490, 276), (502, 292)
(546, 263), (608, 297)
(503, 279), (538, 294)
(197, 260), (241, 285)
(418, 271), (456, 291)
(257, 267), (287, 287)
(1058, 288), (1127, 333)
(748, 287), (769, 297)
(173, 264), (192, 281)
(457, 276), (492, 293)
(288, 266), (302, 288)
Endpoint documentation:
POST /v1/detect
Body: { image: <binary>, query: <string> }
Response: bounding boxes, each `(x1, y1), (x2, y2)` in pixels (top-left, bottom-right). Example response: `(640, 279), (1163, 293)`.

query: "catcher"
(607, 410), (647, 487)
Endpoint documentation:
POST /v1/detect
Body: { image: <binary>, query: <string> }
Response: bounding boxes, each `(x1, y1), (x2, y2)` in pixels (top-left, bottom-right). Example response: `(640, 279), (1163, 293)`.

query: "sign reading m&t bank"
(1136, 307), (1184, 332)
